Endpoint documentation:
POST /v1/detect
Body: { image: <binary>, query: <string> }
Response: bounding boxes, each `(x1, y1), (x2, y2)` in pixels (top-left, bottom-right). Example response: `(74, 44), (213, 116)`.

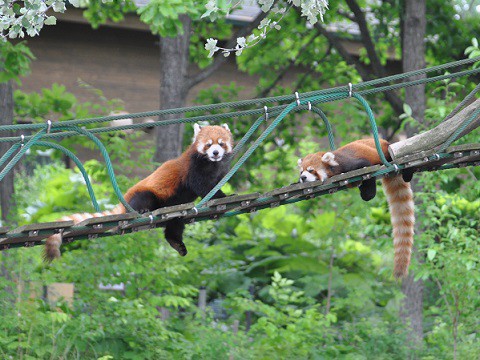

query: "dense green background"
(1, 1), (479, 359)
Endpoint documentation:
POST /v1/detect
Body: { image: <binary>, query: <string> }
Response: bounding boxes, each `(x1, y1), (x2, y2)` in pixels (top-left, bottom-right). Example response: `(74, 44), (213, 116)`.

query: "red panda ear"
(321, 152), (339, 166)
(193, 123), (202, 141)
(297, 158), (303, 167)
(221, 123), (230, 132)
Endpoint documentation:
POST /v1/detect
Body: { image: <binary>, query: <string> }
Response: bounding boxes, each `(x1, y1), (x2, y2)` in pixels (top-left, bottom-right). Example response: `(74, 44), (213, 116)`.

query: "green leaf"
(427, 249), (436, 261)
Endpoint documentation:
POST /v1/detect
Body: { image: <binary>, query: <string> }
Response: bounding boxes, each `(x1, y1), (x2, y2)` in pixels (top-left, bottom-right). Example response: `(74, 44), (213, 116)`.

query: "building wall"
(19, 20), (263, 114)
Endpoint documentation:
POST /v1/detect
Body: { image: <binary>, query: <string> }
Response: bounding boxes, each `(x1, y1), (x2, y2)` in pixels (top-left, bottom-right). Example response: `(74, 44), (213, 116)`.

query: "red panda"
(44, 123), (234, 261)
(297, 138), (414, 278)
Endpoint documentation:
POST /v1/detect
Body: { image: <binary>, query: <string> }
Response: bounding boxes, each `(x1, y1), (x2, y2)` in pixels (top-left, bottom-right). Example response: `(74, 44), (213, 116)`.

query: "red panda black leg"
(359, 178), (377, 201)
(128, 191), (161, 214)
(164, 219), (187, 256)
(402, 168), (415, 183)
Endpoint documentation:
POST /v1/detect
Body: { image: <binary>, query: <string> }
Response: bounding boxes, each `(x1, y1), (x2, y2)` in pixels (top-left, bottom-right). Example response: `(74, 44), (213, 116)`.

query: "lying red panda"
(44, 123), (233, 260)
(297, 138), (414, 278)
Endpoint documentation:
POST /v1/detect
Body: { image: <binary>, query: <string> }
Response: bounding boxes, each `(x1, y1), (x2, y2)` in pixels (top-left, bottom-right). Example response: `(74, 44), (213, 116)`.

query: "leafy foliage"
(1, 1), (480, 358)
(0, 41), (35, 83)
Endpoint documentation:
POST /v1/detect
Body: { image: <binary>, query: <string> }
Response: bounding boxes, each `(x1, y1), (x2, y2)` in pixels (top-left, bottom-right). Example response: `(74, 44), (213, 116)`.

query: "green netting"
(0, 57), (479, 215)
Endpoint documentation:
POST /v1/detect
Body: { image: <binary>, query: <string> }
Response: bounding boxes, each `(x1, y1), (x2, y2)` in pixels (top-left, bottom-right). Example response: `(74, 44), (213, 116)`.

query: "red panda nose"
(213, 150), (219, 156)
(300, 175), (307, 182)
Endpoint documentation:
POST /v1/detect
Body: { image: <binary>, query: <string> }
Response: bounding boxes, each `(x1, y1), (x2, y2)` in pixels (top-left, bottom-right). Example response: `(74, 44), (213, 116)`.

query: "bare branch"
(258, 29), (325, 98)
(302, 10), (404, 116)
(293, 44), (332, 90)
(337, 9), (355, 22)
(345, 0), (387, 77)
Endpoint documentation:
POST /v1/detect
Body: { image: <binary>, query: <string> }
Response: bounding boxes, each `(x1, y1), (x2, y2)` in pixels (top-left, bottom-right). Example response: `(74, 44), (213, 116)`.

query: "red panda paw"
(166, 239), (188, 256)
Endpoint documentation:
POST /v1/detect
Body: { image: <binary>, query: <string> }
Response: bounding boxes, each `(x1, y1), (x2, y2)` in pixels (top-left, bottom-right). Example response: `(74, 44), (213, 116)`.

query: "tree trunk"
(403, 0), (426, 139)
(0, 80), (15, 298)
(154, 15), (191, 163)
(400, 0), (426, 347)
(0, 80), (15, 223)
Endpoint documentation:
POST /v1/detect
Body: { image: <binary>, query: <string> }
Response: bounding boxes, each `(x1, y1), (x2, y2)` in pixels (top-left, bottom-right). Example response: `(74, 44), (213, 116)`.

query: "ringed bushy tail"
(43, 205), (125, 261)
(382, 175), (414, 278)
(298, 138), (415, 278)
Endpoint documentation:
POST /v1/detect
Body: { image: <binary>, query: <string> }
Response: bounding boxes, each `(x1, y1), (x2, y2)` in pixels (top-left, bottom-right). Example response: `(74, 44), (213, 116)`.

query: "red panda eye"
(205, 143), (212, 148)
(308, 169), (314, 173)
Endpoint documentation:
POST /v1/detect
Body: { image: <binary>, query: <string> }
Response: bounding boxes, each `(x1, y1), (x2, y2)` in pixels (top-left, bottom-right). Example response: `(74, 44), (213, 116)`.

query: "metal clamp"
(20, 134), (25, 147)
(192, 207), (198, 216)
(241, 200), (251, 207)
(348, 83), (353, 97)
(295, 91), (300, 106)
(46, 120), (52, 134)
(307, 101), (312, 111)
(264, 106), (269, 122)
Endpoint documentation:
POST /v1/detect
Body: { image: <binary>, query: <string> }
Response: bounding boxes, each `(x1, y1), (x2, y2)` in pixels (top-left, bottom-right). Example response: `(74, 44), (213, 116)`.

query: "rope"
(35, 141), (101, 212)
(444, 82), (480, 121)
(231, 104), (335, 158)
(0, 58), (478, 221)
(197, 89), (391, 207)
(440, 106), (480, 151)
(0, 143), (21, 170)
(0, 124), (134, 212)
(0, 57), (479, 135)
(196, 93), (346, 207)
(0, 129), (46, 182)
(0, 149), (478, 250)
(438, 82), (480, 150)
(54, 126), (134, 212)
(0, 64), (477, 147)
(351, 93), (391, 166)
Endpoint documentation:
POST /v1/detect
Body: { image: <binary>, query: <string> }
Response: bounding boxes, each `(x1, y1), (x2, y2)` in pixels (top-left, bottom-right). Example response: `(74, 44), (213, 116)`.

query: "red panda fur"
(298, 138), (414, 278)
(44, 124), (233, 261)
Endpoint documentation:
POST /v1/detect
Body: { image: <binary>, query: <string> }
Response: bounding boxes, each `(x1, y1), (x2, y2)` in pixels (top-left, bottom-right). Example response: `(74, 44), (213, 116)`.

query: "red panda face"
(193, 124), (233, 162)
(297, 151), (336, 183)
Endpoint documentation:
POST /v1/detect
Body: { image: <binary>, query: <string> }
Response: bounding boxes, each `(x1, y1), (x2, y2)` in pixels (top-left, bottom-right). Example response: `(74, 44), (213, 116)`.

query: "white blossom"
(1, 0), (80, 41)
(205, 38), (219, 58)
(203, 0), (329, 57)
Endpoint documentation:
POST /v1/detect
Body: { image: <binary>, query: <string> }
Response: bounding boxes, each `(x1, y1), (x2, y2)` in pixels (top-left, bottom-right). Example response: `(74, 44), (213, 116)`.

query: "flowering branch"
(203, 0), (329, 57)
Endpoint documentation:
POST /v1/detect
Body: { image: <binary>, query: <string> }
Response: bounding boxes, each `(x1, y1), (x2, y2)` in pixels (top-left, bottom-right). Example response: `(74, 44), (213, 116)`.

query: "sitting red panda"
(297, 138), (414, 278)
(44, 123), (233, 261)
